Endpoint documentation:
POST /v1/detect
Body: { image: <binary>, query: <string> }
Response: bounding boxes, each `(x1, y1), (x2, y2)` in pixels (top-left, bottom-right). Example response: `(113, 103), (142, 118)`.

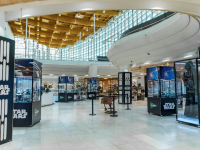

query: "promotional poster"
(160, 66), (174, 80)
(67, 76), (74, 83)
(0, 36), (15, 144)
(147, 67), (159, 80)
(59, 76), (66, 83)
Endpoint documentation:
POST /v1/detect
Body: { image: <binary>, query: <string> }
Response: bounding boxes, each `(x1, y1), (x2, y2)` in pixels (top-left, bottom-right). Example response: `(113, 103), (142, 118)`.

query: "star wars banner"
(0, 36), (15, 144)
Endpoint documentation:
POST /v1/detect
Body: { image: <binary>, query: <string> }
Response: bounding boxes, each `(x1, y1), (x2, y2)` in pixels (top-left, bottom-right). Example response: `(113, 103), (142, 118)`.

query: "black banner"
(0, 36), (15, 144)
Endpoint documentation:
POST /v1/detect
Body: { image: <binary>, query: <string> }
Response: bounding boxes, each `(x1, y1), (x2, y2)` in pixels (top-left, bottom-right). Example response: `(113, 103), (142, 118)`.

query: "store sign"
(163, 103), (175, 110)
(13, 109), (28, 119)
(150, 102), (157, 108)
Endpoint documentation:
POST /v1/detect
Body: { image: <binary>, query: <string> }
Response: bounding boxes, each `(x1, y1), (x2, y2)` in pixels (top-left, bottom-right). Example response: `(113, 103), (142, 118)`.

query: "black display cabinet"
(87, 78), (99, 99)
(118, 72), (132, 104)
(13, 59), (42, 127)
(58, 76), (74, 102)
(147, 66), (176, 116)
(175, 59), (200, 127)
(0, 36), (15, 144)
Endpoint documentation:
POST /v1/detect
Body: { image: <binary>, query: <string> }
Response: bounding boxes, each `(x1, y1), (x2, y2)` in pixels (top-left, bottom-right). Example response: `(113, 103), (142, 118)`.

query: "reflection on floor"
(1, 100), (200, 150)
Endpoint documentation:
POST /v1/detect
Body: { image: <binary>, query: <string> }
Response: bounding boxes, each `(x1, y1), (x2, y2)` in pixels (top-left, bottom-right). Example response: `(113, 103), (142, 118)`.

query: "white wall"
(132, 76), (145, 90)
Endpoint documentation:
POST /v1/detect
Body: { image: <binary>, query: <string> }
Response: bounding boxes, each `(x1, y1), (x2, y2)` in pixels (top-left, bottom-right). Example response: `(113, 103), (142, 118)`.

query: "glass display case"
(175, 59), (200, 127)
(87, 78), (99, 99)
(13, 59), (42, 127)
(147, 66), (176, 116)
(58, 76), (74, 102)
(58, 84), (66, 93)
(74, 81), (87, 101)
(161, 80), (175, 98)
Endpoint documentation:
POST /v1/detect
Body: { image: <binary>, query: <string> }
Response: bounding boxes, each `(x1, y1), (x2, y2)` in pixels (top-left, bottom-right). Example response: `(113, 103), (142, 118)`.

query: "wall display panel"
(175, 59), (200, 126)
(0, 36), (15, 144)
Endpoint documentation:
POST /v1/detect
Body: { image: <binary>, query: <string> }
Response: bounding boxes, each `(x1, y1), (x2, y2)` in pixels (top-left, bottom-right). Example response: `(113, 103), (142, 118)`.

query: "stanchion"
(125, 94), (131, 110)
(110, 96), (118, 117)
(89, 95), (96, 116)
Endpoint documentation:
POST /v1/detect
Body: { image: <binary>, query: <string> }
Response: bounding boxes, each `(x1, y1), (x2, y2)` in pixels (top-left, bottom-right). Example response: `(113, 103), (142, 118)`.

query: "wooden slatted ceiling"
(9, 10), (119, 49)
(0, 0), (41, 6)
(131, 62), (174, 73)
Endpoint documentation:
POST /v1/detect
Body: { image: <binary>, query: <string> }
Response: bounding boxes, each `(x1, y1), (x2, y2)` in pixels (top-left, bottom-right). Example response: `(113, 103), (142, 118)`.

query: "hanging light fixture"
(103, 10), (105, 13)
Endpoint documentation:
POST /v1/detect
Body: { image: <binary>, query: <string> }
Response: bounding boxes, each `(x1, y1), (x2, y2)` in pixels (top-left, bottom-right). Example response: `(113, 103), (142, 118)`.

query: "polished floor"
(1, 99), (200, 150)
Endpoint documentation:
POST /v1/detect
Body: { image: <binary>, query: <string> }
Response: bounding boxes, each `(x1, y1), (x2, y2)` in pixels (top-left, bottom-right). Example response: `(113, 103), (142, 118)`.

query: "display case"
(58, 76), (74, 102)
(13, 59), (42, 127)
(147, 66), (176, 116)
(74, 81), (87, 101)
(87, 78), (99, 99)
(175, 59), (200, 126)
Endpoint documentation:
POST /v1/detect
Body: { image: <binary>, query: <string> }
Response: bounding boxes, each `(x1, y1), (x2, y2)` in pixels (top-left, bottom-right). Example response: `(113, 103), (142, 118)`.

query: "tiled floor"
(1, 100), (200, 150)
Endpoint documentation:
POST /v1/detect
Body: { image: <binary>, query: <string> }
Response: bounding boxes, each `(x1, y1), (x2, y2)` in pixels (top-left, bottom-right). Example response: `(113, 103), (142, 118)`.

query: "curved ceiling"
(3, 0), (200, 22)
(107, 13), (200, 68)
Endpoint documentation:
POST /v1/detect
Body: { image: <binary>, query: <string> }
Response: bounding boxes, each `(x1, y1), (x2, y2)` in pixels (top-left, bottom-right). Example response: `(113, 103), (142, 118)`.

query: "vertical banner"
(0, 36), (15, 144)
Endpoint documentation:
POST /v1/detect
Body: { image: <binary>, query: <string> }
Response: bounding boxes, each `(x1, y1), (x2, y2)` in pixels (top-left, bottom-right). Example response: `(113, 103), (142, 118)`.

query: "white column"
(120, 65), (130, 72)
(0, 12), (5, 37)
(88, 64), (97, 77)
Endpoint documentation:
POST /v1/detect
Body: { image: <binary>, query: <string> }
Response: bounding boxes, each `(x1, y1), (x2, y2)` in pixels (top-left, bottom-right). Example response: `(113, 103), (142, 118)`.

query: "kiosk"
(147, 66), (176, 116)
(58, 76), (74, 102)
(13, 59), (42, 127)
(87, 78), (99, 99)
(175, 59), (200, 127)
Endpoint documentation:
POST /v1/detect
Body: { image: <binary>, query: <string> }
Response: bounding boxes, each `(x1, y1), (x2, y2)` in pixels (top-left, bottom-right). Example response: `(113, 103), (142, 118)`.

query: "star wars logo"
(13, 109), (28, 119)
(0, 85), (10, 95)
(163, 103), (175, 110)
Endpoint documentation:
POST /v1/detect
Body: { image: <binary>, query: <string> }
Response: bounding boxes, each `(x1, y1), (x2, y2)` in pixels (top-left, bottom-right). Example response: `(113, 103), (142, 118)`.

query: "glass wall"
(14, 10), (166, 61)
(175, 59), (199, 125)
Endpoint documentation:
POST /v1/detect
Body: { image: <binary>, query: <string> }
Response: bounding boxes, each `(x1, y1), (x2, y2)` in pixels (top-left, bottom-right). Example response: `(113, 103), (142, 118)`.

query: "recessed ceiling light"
(74, 75), (77, 76)
(162, 59), (169, 62)
(144, 62), (150, 65)
(107, 75), (110, 76)
(184, 55), (192, 58)
(97, 75), (100, 76)
(85, 75), (88, 76)
(22, 14), (31, 18)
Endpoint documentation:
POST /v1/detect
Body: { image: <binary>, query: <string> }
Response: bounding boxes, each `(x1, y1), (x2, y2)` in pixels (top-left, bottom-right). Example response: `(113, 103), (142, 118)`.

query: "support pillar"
(88, 64), (97, 77)
(0, 12), (5, 37)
